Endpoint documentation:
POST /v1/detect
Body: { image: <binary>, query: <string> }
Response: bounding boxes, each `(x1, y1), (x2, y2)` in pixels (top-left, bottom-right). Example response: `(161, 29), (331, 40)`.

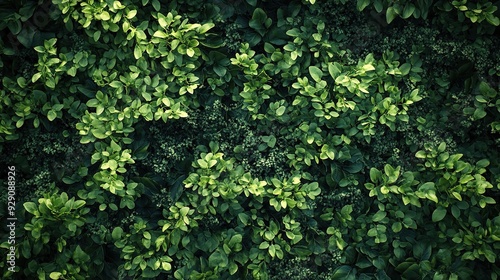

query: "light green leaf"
(100, 11), (111, 21)
(276, 106), (286, 116)
(309, 66), (323, 83)
(107, 159), (118, 170)
(24, 202), (38, 214)
(32, 72), (42, 83)
(134, 45), (142, 59)
(126, 10), (137, 19)
(50, 272), (62, 279)
(47, 110), (57, 121)
(153, 30), (167, 38)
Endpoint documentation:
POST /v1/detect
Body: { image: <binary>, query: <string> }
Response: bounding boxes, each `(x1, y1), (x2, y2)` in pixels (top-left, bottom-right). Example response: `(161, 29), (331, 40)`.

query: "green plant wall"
(0, 0), (499, 279)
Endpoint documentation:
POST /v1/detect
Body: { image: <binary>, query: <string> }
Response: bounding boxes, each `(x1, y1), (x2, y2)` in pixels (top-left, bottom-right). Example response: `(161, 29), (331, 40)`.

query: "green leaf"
(47, 110), (57, 121)
(126, 10), (137, 19)
(134, 45), (142, 59)
(476, 159), (490, 168)
(209, 250), (228, 268)
(276, 106), (286, 116)
(209, 141), (219, 152)
(402, 4), (415, 19)
(372, 210), (387, 222)
(24, 202), (38, 214)
(438, 142), (446, 152)
(268, 244), (276, 257)
(73, 245), (90, 264)
(107, 159), (118, 170)
(93, 30), (101, 41)
(357, 0), (371, 11)
(344, 162), (363, 174)
(228, 234), (242, 247)
(386, 7), (397, 24)
(91, 128), (108, 139)
(249, 8), (269, 36)
(392, 222), (402, 232)
(16, 118), (24, 128)
(399, 63), (411, 75)
(213, 65), (227, 77)
(238, 213), (249, 225)
(331, 265), (356, 280)
(473, 108), (487, 119)
(153, 30), (167, 38)
(264, 42), (275, 53)
(50, 272), (62, 279)
(415, 151), (426, 158)
(152, 0), (160, 11)
(180, 207), (190, 216)
(309, 66), (323, 83)
(374, 0), (383, 12)
(362, 64), (375, 71)
(370, 168), (381, 182)
(109, 203), (118, 211)
(432, 207), (446, 222)
(198, 22), (214, 34)
(100, 11), (111, 21)
(32, 72), (42, 83)
(246, 0), (257, 6)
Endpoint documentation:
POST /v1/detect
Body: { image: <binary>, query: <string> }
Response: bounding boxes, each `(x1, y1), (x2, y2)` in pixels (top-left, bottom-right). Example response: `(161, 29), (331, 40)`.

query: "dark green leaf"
(432, 207), (446, 222)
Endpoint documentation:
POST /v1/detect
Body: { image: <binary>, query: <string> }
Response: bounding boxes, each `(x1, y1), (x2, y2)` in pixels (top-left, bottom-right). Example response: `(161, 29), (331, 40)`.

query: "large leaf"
(432, 207), (447, 222)
(309, 66), (323, 83)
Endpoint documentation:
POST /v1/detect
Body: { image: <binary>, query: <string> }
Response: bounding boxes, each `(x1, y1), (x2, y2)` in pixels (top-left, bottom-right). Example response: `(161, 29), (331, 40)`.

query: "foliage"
(0, 0), (499, 279)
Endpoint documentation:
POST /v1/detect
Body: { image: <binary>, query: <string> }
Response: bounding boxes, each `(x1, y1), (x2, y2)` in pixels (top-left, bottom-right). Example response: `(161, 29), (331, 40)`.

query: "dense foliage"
(1, 0), (499, 279)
